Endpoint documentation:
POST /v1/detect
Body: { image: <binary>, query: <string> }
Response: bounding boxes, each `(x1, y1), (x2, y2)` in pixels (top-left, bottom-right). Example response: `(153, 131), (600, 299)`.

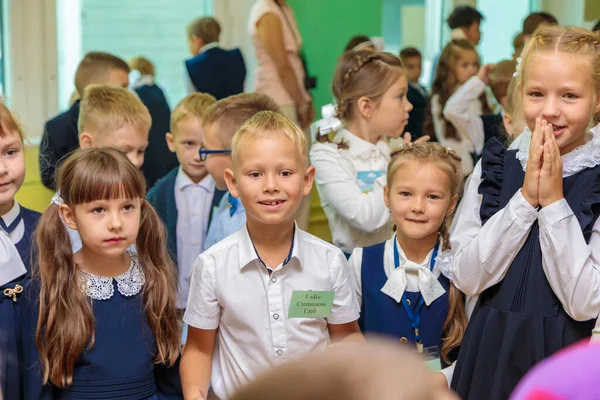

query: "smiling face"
(225, 135), (314, 228)
(385, 159), (457, 244)
(0, 131), (25, 216)
(522, 52), (600, 155)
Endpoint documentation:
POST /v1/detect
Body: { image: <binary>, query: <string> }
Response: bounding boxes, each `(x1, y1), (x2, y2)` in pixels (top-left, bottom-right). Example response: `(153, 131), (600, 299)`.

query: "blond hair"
(78, 85), (151, 138)
(170, 92), (216, 133)
(387, 142), (466, 364)
(203, 93), (280, 149)
(232, 111), (308, 167)
(128, 56), (155, 76)
(518, 26), (600, 129)
(187, 17), (221, 43)
(489, 59), (517, 103)
(74, 52), (130, 95)
(0, 102), (25, 142)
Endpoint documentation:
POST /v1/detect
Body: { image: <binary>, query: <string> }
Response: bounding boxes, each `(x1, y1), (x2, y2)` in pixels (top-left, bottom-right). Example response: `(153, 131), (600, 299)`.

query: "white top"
(0, 229), (26, 287)
(248, 0), (310, 106)
(451, 127), (600, 324)
(431, 91), (485, 176)
(310, 128), (394, 254)
(184, 224), (360, 399)
(443, 76), (488, 155)
(348, 235), (475, 386)
(174, 168), (215, 309)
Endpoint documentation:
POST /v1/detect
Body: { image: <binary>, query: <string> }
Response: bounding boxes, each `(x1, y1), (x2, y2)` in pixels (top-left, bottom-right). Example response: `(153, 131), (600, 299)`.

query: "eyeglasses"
(199, 146), (231, 161)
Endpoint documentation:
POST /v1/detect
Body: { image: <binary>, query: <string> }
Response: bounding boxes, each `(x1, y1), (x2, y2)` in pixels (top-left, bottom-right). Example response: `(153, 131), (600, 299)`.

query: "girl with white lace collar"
(349, 142), (467, 390)
(310, 50), (421, 255)
(20, 148), (182, 399)
(449, 27), (600, 400)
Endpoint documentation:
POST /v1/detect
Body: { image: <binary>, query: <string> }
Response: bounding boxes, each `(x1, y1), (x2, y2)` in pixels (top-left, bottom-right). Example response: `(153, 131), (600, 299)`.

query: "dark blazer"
(405, 83), (429, 141)
(146, 167), (225, 262)
(39, 101), (80, 190)
(134, 84), (179, 188)
(185, 46), (246, 99)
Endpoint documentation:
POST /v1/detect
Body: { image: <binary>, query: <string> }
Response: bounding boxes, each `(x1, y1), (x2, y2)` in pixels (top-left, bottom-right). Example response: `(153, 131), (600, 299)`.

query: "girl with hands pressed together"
(449, 26), (600, 400)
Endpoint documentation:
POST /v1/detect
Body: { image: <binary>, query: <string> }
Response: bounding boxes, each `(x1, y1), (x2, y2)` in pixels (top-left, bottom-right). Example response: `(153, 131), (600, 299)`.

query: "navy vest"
(359, 241), (450, 349)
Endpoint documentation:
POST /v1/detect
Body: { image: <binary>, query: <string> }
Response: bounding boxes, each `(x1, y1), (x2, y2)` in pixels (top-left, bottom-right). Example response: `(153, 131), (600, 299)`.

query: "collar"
(1, 201), (20, 227)
(176, 166), (215, 192)
(450, 28), (467, 40)
(336, 129), (391, 160)
(238, 223), (300, 271)
(130, 74), (155, 90)
(199, 42), (220, 54)
(514, 125), (600, 177)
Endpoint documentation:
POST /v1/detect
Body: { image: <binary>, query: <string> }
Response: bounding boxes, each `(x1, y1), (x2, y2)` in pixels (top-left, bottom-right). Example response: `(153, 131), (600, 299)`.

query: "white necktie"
(381, 261), (446, 306)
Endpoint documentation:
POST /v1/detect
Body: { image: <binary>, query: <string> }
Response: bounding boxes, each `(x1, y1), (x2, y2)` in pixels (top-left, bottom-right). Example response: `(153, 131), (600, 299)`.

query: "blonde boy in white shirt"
(181, 111), (362, 400)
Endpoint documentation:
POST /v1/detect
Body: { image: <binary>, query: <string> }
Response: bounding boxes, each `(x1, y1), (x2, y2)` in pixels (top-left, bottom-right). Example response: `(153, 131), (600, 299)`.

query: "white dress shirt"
(184, 224), (360, 399)
(451, 127), (600, 323)
(0, 201), (26, 287)
(310, 128), (394, 254)
(431, 91), (486, 176)
(443, 76), (489, 155)
(175, 168), (215, 309)
(348, 236), (475, 385)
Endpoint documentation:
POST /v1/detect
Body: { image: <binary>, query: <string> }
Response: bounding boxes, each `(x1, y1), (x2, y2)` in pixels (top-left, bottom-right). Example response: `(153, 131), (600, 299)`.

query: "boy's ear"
(302, 165), (315, 196)
(165, 132), (176, 153)
(59, 204), (78, 230)
(224, 168), (239, 198)
(79, 132), (95, 149)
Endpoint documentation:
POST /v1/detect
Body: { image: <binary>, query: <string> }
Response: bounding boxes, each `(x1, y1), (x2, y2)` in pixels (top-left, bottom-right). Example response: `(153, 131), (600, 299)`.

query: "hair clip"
(445, 146), (451, 156)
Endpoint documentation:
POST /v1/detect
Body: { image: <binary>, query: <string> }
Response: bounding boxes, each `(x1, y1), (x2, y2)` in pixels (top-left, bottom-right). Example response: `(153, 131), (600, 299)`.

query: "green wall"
(287, 0), (383, 242)
(288, 0), (384, 113)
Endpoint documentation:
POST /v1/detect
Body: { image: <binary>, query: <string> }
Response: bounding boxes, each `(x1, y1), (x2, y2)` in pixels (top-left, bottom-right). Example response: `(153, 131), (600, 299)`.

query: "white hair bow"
(513, 57), (522, 78)
(51, 192), (64, 206)
(314, 104), (343, 137)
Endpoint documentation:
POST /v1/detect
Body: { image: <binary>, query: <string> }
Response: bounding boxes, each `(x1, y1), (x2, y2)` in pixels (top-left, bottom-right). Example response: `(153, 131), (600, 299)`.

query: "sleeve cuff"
(511, 190), (539, 225)
(539, 198), (573, 229)
(183, 313), (219, 330)
(326, 308), (360, 325)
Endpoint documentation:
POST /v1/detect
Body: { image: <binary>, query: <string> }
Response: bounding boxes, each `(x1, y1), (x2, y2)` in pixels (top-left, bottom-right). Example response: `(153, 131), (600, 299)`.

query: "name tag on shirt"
(288, 290), (335, 318)
(357, 170), (385, 193)
(422, 345), (442, 371)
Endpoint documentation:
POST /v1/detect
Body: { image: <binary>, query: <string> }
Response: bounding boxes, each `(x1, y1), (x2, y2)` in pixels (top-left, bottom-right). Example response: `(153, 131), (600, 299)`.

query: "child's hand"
(478, 64), (495, 85)
(403, 131), (431, 144)
(522, 118), (544, 208)
(539, 122), (564, 207)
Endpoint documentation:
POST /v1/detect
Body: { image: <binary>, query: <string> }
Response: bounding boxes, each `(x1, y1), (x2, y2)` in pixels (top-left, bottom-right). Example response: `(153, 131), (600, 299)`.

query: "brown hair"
(170, 92), (217, 133)
(399, 47), (422, 61)
(187, 17), (221, 43)
(317, 50), (405, 148)
(203, 93), (280, 149)
(232, 110), (308, 167)
(34, 148), (180, 387)
(0, 102), (25, 141)
(517, 26), (600, 130)
(522, 12), (558, 36)
(78, 85), (151, 138)
(74, 52), (130, 95)
(489, 60), (517, 103)
(425, 40), (492, 141)
(513, 32), (525, 59)
(386, 142), (466, 364)
(128, 56), (155, 76)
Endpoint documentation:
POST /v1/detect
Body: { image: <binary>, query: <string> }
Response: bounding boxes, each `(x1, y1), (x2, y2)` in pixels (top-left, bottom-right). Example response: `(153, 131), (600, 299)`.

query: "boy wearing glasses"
(201, 93), (280, 251)
(147, 92), (224, 312)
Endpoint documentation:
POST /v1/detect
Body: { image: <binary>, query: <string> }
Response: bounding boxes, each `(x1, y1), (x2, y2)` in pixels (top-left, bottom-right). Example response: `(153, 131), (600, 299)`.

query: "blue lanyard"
(393, 238), (439, 346)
